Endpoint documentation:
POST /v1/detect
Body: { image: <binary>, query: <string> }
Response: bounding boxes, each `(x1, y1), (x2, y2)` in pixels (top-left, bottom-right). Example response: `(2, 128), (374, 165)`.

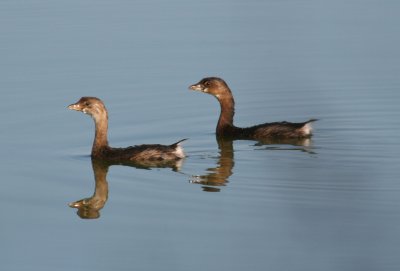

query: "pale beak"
(67, 103), (81, 111)
(189, 84), (205, 92)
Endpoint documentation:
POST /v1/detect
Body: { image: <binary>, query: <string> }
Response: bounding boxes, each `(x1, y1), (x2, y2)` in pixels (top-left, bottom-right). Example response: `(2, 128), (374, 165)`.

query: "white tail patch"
(301, 122), (314, 136)
(174, 144), (185, 159)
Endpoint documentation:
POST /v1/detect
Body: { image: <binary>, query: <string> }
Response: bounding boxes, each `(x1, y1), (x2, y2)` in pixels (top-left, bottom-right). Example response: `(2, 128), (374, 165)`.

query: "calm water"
(1, 1), (400, 270)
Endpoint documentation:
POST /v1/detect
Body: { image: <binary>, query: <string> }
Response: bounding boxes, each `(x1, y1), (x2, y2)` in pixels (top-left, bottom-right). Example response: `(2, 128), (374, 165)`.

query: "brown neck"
(216, 94), (235, 135)
(92, 111), (109, 155)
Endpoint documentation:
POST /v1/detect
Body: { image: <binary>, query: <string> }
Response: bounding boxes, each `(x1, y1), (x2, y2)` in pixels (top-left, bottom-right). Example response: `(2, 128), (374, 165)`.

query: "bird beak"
(189, 83), (206, 92)
(67, 102), (81, 111)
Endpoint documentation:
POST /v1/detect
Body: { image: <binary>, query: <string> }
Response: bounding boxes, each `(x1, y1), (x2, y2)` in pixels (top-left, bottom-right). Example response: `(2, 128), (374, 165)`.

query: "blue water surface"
(0, 1), (399, 271)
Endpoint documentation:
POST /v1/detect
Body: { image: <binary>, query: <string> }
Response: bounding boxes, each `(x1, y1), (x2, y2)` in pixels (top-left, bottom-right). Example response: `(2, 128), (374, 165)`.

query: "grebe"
(68, 97), (186, 162)
(189, 77), (317, 139)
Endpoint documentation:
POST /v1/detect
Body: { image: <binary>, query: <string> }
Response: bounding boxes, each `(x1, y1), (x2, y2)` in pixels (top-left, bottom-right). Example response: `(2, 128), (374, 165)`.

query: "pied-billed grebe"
(189, 77), (317, 139)
(68, 97), (186, 162)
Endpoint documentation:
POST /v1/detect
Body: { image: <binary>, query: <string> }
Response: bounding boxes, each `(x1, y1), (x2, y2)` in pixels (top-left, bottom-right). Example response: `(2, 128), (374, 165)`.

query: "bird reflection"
(191, 137), (315, 192)
(69, 159), (109, 219)
(254, 137), (316, 154)
(69, 157), (185, 219)
(190, 138), (234, 192)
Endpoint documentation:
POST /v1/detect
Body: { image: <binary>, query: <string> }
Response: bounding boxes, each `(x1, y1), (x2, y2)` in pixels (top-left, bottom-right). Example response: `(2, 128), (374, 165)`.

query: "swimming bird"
(189, 77), (317, 140)
(189, 77), (316, 140)
(68, 97), (186, 163)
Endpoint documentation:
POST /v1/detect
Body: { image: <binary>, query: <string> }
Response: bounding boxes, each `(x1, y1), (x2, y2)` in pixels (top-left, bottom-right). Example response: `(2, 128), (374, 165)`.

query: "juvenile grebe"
(189, 77), (317, 139)
(68, 97), (186, 162)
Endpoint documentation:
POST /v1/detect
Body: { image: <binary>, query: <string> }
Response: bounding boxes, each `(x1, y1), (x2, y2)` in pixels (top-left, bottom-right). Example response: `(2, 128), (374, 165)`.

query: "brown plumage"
(68, 97), (186, 163)
(189, 77), (317, 140)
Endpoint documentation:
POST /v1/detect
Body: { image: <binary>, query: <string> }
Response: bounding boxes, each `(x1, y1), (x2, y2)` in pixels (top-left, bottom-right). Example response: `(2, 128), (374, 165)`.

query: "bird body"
(68, 97), (186, 163)
(189, 77), (317, 140)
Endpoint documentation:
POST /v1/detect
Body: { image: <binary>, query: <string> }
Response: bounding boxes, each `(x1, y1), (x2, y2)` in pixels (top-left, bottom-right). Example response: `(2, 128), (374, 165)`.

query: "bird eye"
(204, 81), (210, 86)
(84, 102), (90, 106)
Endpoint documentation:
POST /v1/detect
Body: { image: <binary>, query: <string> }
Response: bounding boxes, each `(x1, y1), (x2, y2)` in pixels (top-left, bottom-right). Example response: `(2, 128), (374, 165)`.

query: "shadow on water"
(69, 157), (184, 219)
(191, 137), (316, 192)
